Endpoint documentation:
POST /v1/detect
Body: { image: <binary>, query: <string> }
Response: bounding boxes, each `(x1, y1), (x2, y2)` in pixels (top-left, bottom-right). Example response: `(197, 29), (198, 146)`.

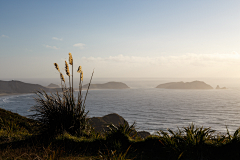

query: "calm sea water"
(1, 88), (240, 134)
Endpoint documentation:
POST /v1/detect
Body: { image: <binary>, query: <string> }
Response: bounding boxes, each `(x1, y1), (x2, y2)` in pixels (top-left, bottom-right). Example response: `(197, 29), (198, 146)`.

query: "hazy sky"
(1, 0), (240, 79)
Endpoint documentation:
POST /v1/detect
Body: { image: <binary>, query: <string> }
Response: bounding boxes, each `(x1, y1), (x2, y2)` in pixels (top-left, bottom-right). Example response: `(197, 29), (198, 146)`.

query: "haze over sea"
(1, 79), (240, 135)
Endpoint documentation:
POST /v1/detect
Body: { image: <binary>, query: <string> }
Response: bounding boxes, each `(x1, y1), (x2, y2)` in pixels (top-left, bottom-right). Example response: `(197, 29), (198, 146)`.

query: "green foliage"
(104, 122), (136, 155)
(107, 122), (136, 137)
(0, 119), (31, 143)
(0, 109), (39, 143)
(98, 145), (133, 160)
(225, 127), (240, 141)
(158, 124), (216, 159)
(183, 123), (215, 145)
(3, 119), (240, 159)
(0, 108), (39, 133)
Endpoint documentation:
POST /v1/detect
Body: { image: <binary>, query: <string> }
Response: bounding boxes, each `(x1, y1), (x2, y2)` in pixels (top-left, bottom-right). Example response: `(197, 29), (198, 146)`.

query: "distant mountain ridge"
(0, 80), (61, 94)
(156, 81), (213, 89)
(83, 81), (130, 90)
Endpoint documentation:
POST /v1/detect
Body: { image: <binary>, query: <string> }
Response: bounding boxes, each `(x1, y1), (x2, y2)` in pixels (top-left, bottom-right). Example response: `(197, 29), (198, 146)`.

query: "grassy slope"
(0, 108), (40, 133)
(1, 108), (240, 159)
(0, 108), (41, 146)
(0, 108), (94, 159)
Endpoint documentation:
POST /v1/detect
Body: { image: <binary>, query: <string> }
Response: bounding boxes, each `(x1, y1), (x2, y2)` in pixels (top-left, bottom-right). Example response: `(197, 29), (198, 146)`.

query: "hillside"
(0, 108), (40, 133)
(0, 80), (61, 94)
(156, 81), (213, 89)
(82, 81), (130, 90)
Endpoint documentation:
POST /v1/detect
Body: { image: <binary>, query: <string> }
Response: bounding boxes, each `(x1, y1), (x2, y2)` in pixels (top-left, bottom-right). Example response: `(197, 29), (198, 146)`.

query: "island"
(82, 81), (130, 90)
(0, 80), (62, 96)
(216, 85), (227, 89)
(156, 81), (213, 89)
(47, 83), (60, 88)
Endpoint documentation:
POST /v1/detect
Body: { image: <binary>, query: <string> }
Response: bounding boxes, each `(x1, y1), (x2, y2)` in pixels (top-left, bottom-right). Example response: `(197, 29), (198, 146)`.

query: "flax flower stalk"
(77, 66), (83, 82)
(69, 53), (74, 98)
(83, 69), (94, 106)
(81, 71), (83, 81)
(54, 63), (63, 88)
(77, 66), (82, 73)
(60, 72), (65, 82)
(60, 72), (66, 91)
(69, 53), (73, 65)
(65, 61), (71, 94)
(65, 61), (70, 76)
(54, 63), (60, 72)
(77, 66), (82, 96)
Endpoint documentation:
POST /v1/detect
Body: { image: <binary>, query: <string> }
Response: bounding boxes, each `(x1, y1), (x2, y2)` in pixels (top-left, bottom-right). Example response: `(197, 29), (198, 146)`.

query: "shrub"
(107, 122), (136, 137)
(98, 145), (133, 160)
(158, 123), (216, 159)
(104, 122), (136, 155)
(32, 53), (93, 136)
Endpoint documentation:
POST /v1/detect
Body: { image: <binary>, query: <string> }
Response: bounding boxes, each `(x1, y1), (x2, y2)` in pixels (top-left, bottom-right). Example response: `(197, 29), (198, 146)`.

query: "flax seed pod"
(77, 66), (82, 73)
(54, 63), (60, 72)
(65, 61), (70, 76)
(60, 73), (65, 82)
(81, 71), (83, 81)
(69, 53), (73, 65)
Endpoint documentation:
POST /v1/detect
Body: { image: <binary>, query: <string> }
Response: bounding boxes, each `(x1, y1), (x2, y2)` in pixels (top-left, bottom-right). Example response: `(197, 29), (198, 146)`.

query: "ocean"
(1, 88), (240, 135)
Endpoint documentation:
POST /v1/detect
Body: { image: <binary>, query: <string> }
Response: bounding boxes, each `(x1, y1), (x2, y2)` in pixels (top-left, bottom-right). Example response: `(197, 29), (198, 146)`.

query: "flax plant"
(32, 53), (93, 136)
(65, 61), (71, 94)
(69, 53), (73, 97)
(98, 145), (133, 160)
(158, 124), (216, 159)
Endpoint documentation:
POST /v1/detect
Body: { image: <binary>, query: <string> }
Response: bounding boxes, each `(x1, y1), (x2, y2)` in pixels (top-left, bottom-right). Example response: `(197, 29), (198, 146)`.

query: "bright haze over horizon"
(1, 0), (240, 83)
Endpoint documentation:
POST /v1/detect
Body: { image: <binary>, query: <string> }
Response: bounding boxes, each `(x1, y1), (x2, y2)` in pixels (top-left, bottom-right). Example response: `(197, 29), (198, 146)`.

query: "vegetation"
(31, 53), (93, 136)
(2, 107), (240, 159)
(2, 53), (240, 159)
(0, 108), (39, 144)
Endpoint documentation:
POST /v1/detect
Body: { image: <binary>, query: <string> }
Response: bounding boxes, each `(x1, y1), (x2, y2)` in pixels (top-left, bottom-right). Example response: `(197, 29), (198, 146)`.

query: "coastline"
(0, 90), (78, 97)
(0, 93), (29, 97)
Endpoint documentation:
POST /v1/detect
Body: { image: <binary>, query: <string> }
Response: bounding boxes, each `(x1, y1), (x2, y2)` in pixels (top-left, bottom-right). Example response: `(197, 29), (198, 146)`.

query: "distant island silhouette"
(47, 83), (60, 88)
(216, 85), (227, 89)
(82, 81), (130, 90)
(0, 80), (61, 96)
(0, 80), (129, 96)
(156, 81), (213, 89)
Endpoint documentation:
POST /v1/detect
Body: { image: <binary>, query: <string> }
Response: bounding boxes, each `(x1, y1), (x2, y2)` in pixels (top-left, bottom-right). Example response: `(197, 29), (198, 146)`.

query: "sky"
(1, 0), (240, 80)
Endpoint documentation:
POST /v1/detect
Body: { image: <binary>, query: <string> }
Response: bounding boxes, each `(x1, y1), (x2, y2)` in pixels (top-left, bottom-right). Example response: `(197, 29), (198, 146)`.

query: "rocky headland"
(89, 113), (150, 139)
(83, 81), (130, 90)
(156, 81), (213, 89)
